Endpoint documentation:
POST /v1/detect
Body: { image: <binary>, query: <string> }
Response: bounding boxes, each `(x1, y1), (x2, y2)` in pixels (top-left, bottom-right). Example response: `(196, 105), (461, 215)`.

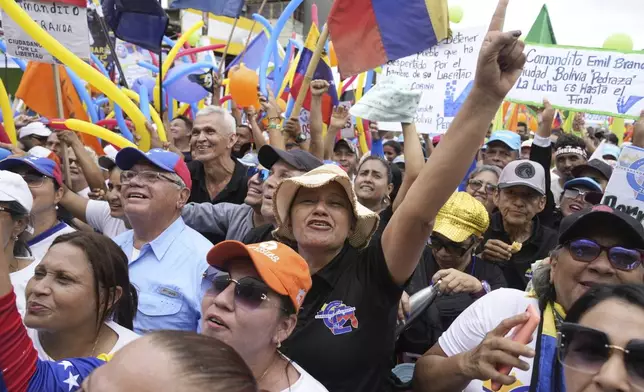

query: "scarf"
(528, 294), (567, 392)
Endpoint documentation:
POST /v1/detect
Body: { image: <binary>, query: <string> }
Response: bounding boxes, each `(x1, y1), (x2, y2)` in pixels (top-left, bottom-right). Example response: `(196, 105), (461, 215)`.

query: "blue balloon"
(364, 70), (375, 94)
(139, 85), (151, 121)
(164, 62), (214, 104)
(90, 53), (109, 77)
(114, 104), (134, 142)
(131, 76), (157, 102)
(94, 97), (109, 107)
(285, 96), (295, 119)
(190, 103), (199, 118)
(65, 66), (99, 123)
(0, 40), (26, 71)
(259, 0), (305, 97)
(137, 61), (159, 74)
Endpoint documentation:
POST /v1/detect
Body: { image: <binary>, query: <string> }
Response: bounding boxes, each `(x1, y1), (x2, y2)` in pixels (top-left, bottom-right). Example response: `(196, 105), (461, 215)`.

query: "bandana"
(555, 146), (587, 159)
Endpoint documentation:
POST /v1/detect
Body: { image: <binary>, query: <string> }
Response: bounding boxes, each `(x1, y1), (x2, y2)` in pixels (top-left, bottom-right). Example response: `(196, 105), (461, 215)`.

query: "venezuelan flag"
(328, 0), (449, 77)
(289, 25), (339, 124)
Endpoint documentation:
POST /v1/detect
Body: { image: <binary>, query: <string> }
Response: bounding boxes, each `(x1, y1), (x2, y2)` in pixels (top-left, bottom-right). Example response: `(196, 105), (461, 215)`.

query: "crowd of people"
(1, 1), (643, 391)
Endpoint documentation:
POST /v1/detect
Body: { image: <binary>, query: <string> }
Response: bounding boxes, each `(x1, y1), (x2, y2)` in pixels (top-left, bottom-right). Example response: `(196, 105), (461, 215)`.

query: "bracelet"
(268, 117), (282, 122)
(268, 124), (282, 130)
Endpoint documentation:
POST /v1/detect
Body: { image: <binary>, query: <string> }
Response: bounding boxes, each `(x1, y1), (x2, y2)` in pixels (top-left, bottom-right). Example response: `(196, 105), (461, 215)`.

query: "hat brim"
(498, 182), (545, 196)
(0, 158), (53, 182)
(564, 178), (602, 193)
(559, 211), (644, 249)
(258, 145), (297, 170)
(334, 139), (356, 154)
(272, 172), (379, 249)
(98, 156), (116, 171)
(571, 165), (608, 181)
(487, 140), (519, 151)
(433, 220), (476, 243)
(115, 147), (173, 172)
(206, 241), (289, 297)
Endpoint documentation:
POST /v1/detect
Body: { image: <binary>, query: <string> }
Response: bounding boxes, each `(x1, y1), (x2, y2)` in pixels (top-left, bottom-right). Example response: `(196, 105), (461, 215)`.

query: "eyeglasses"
(211, 275), (284, 311)
(566, 239), (643, 271)
(429, 235), (474, 257)
(558, 322), (644, 390)
(19, 173), (47, 188)
(120, 170), (184, 187)
(467, 179), (498, 194)
(247, 167), (269, 183)
(563, 188), (603, 205)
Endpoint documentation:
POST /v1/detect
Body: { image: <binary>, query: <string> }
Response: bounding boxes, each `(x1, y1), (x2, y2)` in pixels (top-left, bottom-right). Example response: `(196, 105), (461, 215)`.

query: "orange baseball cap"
(206, 241), (312, 312)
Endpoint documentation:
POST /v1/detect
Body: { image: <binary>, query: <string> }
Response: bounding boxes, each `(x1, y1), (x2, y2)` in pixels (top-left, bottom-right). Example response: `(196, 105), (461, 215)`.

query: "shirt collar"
(313, 242), (354, 287)
(144, 217), (187, 260)
(491, 211), (544, 246)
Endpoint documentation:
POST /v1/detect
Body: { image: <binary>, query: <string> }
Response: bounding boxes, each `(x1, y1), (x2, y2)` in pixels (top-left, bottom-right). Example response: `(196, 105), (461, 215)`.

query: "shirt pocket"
(137, 285), (184, 317)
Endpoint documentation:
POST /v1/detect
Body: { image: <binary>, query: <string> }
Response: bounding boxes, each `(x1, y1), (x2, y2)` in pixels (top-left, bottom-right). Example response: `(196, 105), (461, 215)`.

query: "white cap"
(498, 160), (546, 195)
(521, 139), (533, 149)
(0, 171), (33, 213)
(18, 122), (52, 139)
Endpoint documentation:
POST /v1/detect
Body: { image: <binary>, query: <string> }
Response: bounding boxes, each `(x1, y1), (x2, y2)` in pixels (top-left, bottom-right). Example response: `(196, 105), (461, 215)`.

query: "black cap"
(558, 205), (644, 248)
(572, 159), (613, 182)
(258, 145), (323, 172)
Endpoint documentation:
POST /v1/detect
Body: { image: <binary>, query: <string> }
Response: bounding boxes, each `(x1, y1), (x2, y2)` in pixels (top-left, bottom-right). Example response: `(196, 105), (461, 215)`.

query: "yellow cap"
(433, 192), (490, 243)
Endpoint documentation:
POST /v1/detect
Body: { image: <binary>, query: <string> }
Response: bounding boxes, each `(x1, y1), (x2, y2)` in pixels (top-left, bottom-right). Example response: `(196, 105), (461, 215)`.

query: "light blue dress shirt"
(113, 217), (213, 334)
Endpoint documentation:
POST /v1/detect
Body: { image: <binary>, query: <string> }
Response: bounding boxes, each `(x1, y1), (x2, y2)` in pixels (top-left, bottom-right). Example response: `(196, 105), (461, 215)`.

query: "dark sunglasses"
(211, 275), (275, 310)
(566, 239), (644, 271)
(468, 179), (498, 194)
(247, 167), (269, 183)
(429, 235), (474, 257)
(563, 188), (603, 205)
(558, 322), (644, 389)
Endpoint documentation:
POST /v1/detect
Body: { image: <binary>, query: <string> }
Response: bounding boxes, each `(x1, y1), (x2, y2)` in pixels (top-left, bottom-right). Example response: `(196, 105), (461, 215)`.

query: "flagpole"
(289, 24), (328, 122)
(53, 65), (73, 188)
(91, 0), (129, 89)
(217, 17), (239, 77)
(238, 0), (269, 64)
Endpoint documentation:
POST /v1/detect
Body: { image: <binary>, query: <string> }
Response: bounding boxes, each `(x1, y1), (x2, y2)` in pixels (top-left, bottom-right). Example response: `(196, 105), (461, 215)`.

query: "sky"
(450, 0), (644, 49)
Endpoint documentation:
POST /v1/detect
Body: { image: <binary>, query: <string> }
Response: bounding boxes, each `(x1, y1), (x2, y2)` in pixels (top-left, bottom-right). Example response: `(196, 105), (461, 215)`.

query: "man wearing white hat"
(18, 122), (52, 153)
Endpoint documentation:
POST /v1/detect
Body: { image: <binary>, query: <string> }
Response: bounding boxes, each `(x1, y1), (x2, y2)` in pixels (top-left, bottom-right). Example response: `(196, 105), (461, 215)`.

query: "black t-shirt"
(397, 248), (507, 356)
(242, 223), (276, 244)
(371, 206), (393, 241)
(481, 212), (558, 290)
(281, 239), (403, 392)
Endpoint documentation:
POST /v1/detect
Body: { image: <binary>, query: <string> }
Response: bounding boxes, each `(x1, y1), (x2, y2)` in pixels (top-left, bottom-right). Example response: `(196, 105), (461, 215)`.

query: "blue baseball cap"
(0, 148), (11, 161)
(601, 144), (621, 160)
(486, 130), (521, 151)
(115, 148), (192, 189)
(0, 155), (63, 187)
(564, 177), (602, 193)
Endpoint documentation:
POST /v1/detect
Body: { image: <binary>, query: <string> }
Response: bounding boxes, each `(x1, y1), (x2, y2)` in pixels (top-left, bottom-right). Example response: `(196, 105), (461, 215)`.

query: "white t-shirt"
(551, 169), (563, 207)
(438, 288), (540, 392)
(281, 355), (328, 392)
(77, 187), (91, 199)
(85, 200), (127, 238)
(28, 222), (76, 262)
(29, 320), (140, 360)
(9, 256), (38, 318)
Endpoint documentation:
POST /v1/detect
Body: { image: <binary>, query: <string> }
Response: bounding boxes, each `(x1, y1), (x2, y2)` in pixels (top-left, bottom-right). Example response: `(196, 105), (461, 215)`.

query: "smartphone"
(490, 304), (540, 391)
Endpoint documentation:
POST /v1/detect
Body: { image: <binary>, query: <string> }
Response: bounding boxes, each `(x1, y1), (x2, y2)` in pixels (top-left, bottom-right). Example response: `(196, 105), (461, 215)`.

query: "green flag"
(525, 5), (557, 44)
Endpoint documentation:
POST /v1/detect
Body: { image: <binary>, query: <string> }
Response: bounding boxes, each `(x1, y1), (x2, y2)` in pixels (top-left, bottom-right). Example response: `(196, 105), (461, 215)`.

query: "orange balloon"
(229, 64), (260, 109)
(277, 98), (287, 112)
(328, 42), (338, 67)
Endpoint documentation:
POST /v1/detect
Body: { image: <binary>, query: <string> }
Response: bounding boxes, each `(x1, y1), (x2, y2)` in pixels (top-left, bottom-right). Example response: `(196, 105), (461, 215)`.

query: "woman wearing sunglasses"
(202, 240), (328, 391)
(415, 205), (644, 392)
(555, 177), (604, 229)
(559, 284), (644, 392)
(465, 165), (501, 214)
(182, 165), (270, 244)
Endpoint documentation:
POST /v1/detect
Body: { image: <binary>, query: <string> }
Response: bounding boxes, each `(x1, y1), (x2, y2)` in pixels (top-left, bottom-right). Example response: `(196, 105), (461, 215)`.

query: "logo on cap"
(249, 241), (280, 263)
(258, 241), (279, 251)
(625, 158), (644, 202)
(515, 162), (535, 179)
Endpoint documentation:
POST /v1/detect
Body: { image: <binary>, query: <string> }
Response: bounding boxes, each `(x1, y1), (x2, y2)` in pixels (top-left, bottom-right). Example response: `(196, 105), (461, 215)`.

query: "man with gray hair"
(188, 106), (248, 209)
(112, 147), (213, 334)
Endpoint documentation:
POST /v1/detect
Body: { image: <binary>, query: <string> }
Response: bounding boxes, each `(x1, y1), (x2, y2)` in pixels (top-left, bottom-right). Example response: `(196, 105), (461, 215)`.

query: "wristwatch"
(472, 280), (491, 299)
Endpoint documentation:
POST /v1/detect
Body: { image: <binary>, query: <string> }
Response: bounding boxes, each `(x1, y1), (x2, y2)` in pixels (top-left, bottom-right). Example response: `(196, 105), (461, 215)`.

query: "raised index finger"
(488, 0), (509, 33)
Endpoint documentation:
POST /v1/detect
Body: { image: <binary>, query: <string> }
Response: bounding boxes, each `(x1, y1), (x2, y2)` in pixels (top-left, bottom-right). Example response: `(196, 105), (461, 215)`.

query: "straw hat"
(272, 164), (380, 249)
(433, 192), (490, 243)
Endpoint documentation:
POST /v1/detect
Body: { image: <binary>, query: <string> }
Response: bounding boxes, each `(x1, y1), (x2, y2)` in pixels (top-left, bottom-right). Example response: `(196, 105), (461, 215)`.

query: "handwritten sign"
(379, 27), (485, 134)
(601, 145), (644, 224)
(1, 0), (90, 63)
(507, 45), (644, 119)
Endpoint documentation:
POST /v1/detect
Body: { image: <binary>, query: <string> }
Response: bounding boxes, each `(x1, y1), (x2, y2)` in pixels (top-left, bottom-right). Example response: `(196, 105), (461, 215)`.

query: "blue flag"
(103, 0), (168, 52)
(170, 0), (245, 18)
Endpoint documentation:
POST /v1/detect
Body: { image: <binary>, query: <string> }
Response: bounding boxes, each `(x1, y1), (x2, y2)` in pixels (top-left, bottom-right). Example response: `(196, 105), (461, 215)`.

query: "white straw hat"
(272, 164), (380, 249)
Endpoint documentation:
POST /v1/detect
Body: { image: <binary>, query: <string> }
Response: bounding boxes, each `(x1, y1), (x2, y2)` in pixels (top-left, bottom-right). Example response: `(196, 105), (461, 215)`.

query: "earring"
(276, 340), (281, 349)
(12, 236), (18, 241)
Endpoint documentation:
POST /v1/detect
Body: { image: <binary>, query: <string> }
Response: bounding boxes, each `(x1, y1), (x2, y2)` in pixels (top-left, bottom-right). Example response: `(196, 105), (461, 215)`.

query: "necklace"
(257, 354), (279, 383)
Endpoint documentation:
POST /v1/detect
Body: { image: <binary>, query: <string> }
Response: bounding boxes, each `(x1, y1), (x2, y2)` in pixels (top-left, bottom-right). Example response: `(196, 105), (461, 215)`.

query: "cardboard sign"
(507, 45), (644, 119)
(2, 0), (90, 63)
(601, 145), (644, 224)
(379, 27), (485, 134)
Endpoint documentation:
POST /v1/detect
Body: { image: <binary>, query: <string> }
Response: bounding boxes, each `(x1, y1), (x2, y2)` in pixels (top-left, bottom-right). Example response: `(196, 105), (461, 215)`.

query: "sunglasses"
(467, 179), (498, 194)
(558, 322), (644, 389)
(247, 167), (269, 183)
(566, 239), (644, 271)
(563, 188), (603, 205)
(429, 235), (474, 257)
(19, 173), (47, 188)
(211, 275), (278, 310)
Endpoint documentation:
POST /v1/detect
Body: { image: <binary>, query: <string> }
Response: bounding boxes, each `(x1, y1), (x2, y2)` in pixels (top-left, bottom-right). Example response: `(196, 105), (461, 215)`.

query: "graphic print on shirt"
(483, 377), (528, 392)
(315, 300), (359, 335)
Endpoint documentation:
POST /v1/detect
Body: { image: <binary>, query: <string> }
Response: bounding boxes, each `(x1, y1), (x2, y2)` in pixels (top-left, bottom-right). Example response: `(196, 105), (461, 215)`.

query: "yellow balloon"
(449, 5), (464, 24)
(63, 119), (138, 149)
(122, 89), (168, 142)
(162, 21), (204, 77)
(354, 73), (369, 154)
(177, 103), (190, 116)
(603, 33), (634, 52)
(0, 0), (151, 150)
(188, 31), (201, 47)
(0, 79), (17, 145)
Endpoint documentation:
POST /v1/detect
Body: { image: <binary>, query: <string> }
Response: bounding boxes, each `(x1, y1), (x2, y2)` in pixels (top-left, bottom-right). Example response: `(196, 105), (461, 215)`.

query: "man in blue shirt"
(112, 148), (213, 334)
